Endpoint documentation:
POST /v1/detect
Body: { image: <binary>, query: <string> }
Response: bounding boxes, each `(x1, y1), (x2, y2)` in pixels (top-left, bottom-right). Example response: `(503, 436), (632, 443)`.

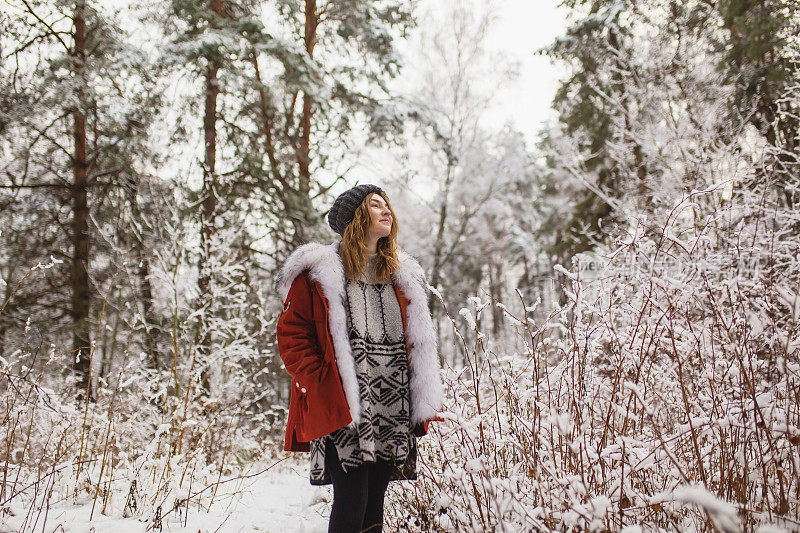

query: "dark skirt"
(309, 430), (418, 486)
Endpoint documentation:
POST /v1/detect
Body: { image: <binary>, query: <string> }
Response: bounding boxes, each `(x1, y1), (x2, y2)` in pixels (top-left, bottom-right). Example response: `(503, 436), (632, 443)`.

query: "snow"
(1, 459), (331, 533)
(553, 264), (578, 281)
(673, 485), (739, 533)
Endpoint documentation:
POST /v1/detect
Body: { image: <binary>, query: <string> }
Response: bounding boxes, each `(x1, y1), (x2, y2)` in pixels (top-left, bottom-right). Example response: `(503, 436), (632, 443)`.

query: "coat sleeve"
(276, 271), (325, 393)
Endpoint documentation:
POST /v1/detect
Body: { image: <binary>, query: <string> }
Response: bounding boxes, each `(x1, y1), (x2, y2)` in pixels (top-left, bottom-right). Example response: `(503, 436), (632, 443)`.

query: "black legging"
(325, 438), (394, 533)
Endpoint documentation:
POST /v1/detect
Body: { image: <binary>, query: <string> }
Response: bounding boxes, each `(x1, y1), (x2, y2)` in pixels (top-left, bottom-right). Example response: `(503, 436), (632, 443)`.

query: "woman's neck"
(364, 231), (382, 253)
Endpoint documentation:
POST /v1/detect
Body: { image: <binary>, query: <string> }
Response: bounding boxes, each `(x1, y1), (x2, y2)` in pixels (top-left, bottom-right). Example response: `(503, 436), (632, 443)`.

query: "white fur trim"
(275, 242), (444, 428)
(391, 250), (444, 425)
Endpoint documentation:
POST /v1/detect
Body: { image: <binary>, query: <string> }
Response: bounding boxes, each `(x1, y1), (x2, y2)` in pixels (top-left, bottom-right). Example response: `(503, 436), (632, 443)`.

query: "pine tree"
(545, 0), (645, 263)
(715, 0), (799, 205)
(241, 0), (415, 252)
(1, 0), (160, 399)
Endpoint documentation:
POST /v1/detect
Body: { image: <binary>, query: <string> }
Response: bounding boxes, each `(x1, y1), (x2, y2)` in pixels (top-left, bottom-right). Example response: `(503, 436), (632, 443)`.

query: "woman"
(275, 184), (444, 533)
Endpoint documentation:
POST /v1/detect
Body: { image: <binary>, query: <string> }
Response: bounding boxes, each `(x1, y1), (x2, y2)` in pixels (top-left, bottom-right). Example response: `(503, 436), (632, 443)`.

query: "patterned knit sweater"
(309, 253), (415, 485)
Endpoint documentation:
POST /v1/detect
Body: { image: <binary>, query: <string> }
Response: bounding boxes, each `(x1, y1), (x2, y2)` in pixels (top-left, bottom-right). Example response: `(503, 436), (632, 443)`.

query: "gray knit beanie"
(328, 184), (386, 236)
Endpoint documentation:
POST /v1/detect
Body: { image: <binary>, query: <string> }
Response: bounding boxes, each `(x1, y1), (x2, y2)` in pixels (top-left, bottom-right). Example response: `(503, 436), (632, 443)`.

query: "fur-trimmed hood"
(275, 242), (443, 426)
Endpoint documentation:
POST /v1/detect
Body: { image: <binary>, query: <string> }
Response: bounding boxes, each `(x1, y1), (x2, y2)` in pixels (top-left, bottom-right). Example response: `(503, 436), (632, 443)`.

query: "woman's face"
(366, 193), (393, 239)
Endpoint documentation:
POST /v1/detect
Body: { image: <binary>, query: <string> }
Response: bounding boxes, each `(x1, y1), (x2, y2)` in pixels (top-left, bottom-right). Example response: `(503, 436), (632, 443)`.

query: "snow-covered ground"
(3, 459), (333, 533)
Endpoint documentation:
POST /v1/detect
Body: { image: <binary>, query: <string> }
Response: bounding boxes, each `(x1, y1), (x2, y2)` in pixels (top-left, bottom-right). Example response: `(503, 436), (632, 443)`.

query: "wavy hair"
(339, 192), (399, 283)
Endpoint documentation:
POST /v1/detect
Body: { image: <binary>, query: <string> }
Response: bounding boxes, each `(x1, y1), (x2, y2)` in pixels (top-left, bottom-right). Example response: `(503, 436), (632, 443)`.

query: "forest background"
(1, 0), (799, 531)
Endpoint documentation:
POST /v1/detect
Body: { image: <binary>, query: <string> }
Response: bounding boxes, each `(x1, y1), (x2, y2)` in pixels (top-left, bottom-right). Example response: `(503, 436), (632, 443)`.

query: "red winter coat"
(275, 242), (444, 452)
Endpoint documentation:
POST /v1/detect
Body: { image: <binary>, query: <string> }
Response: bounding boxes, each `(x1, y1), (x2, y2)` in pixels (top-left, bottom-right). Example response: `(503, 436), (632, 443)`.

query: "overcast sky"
(485, 0), (569, 144)
(323, 0), (571, 197)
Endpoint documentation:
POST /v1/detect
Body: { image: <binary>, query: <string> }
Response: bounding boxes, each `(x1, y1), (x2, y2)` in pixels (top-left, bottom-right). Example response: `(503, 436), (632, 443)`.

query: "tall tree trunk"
(249, 52), (284, 191)
(249, 51), (312, 248)
(428, 156), (455, 369)
(489, 258), (503, 336)
(0, 317), (5, 359)
(719, 0), (798, 208)
(197, 0), (222, 398)
(126, 178), (160, 368)
(71, 0), (92, 401)
(138, 254), (158, 366)
(0, 267), (10, 359)
(429, 156), (455, 318)
(299, 0), (318, 198)
(275, 0), (320, 249)
(607, 24), (651, 210)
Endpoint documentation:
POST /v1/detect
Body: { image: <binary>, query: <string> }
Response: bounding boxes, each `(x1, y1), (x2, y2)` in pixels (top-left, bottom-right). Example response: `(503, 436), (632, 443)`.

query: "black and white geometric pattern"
(310, 254), (416, 486)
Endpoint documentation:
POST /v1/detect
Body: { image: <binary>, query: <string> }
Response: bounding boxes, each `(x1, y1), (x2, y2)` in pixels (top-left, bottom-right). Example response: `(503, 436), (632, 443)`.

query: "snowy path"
(165, 459), (332, 533)
(6, 458), (333, 533)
